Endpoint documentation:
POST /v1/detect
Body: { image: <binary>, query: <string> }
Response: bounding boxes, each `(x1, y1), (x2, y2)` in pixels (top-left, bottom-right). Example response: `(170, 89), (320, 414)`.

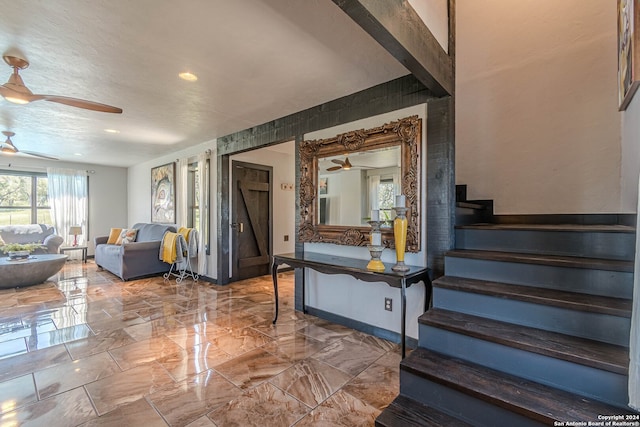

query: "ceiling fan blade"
(32, 94), (123, 113)
(327, 166), (342, 171)
(331, 159), (345, 165)
(20, 150), (59, 161)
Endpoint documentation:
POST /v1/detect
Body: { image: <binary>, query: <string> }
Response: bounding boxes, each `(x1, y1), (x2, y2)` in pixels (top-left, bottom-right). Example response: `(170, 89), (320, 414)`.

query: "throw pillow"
(115, 228), (138, 245)
(107, 228), (122, 245)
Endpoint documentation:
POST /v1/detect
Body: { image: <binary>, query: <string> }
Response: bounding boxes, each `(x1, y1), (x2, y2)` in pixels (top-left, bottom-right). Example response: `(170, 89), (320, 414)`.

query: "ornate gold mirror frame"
(298, 115), (421, 252)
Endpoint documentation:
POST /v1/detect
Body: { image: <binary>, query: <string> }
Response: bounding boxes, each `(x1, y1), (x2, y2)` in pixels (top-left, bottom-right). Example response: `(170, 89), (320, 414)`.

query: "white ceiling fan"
(0, 54), (123, 113)
(0, 131), (58, 160)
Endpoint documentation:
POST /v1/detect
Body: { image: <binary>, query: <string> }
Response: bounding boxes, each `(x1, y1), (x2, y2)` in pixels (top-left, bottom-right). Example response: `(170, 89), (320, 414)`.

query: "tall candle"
(371, 210), (379, 221)
(371, 231), (382, 246)
(396, 194), (406, 207)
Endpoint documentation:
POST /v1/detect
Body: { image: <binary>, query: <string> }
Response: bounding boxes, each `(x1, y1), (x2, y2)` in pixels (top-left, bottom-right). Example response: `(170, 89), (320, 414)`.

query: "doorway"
(231, 161), (272, 281)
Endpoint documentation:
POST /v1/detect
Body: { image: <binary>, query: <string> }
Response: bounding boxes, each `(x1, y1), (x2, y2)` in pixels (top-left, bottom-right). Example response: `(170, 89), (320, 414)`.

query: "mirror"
(299, 115), (421, 252)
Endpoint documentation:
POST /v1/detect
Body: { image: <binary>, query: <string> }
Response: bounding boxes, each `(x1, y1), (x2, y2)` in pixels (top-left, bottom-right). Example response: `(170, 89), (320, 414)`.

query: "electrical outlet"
(384, 298), (392, 311)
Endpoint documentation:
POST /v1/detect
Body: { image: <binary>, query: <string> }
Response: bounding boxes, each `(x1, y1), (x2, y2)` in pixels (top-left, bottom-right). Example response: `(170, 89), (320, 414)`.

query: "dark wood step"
(456, 223), (635, 233)
(486, 213), (636, 226)
(376, 395), (472, 427)
(402, 348), (635, 423)
(419, 308), (629, 375)
(433, 276), (632, 318)
(456, 201), (487, 210)
(446, 249), (634, 272)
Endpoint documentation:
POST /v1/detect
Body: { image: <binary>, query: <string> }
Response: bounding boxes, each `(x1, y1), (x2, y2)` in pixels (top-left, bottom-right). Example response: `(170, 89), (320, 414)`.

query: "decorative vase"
(8, 250), (30, 261)
(392, 196), (410, 272)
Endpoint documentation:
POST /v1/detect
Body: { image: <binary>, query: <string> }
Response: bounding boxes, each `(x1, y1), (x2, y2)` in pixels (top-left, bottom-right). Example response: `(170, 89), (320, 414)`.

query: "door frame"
(230, 160), (273, 283)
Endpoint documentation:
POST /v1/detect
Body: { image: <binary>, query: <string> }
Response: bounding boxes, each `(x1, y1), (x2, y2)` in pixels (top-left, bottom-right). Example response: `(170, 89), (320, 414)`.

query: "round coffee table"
(0, 254), (68, 288)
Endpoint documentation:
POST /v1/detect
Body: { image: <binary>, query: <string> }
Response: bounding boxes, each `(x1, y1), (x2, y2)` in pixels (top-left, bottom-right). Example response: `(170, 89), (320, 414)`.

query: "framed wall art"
(151, 162), (176, 223)
(619, 0), (640, 110)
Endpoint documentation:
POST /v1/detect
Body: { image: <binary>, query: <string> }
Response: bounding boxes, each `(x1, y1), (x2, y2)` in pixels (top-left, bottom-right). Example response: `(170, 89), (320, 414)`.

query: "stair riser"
(432, 288), (630, 346)
(400, 370), (547, 427)
(455, 229), (635, 261)
(445, 257), (633, 298)
(418, 326), (628, 408)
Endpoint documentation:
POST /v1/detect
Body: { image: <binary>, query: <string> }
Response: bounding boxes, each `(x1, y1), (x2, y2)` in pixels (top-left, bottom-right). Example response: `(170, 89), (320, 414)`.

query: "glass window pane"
(37, 177), (49, 207)
(378, 182), (395, 209)
(0, 174), (32, 207)
(37, 208), (51, 225)
(0, 208), (32, 225)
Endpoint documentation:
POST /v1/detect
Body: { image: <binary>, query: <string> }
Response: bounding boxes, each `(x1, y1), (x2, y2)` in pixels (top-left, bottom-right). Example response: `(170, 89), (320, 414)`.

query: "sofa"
(94, 222), (176, 281)
(0, 224), (64, 254)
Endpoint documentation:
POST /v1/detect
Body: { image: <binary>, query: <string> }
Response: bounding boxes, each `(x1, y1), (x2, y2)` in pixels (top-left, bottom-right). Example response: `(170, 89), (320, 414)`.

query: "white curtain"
(368, 175), (380, 211)
(392, 173), (401, 197)
(629, 175), (640, 410)
(196, 152), (209, 275)
(176, 158), (189, 227)
(47, 168), (88, 260)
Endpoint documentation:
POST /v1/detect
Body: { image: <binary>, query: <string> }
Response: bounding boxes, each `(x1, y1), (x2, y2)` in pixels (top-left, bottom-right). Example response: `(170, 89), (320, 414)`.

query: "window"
(378, 178), (395, 221)
(187, 160), (210, 254)
(0, 171), (50, 225)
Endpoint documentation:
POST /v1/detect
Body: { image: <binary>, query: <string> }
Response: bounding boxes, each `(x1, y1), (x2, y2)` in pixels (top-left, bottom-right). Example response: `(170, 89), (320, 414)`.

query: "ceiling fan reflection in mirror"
(0, 55), (123, 114)
(327, 156), (352, 171)
(0, 131), (58, 160)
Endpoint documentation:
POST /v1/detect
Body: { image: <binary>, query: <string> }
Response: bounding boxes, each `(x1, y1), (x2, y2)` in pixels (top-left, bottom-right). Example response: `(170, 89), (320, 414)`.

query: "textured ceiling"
(0, 0), (408, 167)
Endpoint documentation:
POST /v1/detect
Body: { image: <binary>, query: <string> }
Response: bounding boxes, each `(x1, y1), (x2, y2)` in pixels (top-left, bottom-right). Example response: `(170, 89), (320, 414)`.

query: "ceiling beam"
(332, 0), (454, 97)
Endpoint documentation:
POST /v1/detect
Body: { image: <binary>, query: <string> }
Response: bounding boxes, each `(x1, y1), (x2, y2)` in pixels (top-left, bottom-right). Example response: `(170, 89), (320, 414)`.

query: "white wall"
(303, 104), (427, 340)
(622, 93), (640, 212)
(0, 157), (127, 256)
(409, 0), (449, 53)
(230, 141), (296, 269)
(457, 1), (624, 214)
(127, 140), (217, 278)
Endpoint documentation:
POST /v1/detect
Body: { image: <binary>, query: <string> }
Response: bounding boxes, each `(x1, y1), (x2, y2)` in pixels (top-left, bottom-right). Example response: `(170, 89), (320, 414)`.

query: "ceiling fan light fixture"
(1, 145), (16, 154)
(2, 70), (33, 104)
(178, 71), (198, 82)
(104, 128), (120, 134)
(3, 93), (29, 104)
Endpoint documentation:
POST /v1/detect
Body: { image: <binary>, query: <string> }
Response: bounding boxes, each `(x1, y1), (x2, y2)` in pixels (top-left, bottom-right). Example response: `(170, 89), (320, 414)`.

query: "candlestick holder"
(392, 206), (410, 272)
(367, 220), (385, 272)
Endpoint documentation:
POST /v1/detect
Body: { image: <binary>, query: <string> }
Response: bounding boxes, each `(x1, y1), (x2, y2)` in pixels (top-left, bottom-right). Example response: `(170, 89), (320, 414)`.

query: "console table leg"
(272, 260), (279, 324)
(401, 278), (406, 359)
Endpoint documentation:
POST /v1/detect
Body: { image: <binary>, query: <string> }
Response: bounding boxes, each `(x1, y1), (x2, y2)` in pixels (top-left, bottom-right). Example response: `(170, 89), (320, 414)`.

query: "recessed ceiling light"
(104, 129), (120, 134)
(74, 153), (82, 156)
(178, 71), (198, 82)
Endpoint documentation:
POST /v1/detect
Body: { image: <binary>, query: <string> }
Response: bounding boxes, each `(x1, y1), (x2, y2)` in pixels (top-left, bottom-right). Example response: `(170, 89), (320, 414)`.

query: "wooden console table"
(271, 252), (431, 358)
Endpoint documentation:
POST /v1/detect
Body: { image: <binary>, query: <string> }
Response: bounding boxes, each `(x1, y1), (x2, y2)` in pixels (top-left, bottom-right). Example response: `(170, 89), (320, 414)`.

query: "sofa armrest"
(94, 236), (109, 246)
(43, 234), (64, 254)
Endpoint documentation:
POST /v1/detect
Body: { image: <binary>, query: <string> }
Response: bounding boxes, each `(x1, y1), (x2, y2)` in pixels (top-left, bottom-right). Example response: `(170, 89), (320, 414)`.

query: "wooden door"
(231, 161), (272, 281)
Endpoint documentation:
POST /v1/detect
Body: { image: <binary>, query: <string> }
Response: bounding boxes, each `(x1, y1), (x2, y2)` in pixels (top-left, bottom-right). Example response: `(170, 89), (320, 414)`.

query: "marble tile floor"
(0, 260), (402, 426)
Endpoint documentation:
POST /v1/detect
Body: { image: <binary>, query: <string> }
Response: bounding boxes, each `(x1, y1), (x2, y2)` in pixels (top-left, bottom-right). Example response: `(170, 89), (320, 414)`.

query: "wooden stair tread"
(420, 308), (629, 375)
(456, 201), (487, 210)
(433, 276), (631, 317)
(376, 395), (473, 427)
(446, 249), (634, 272)
(456, 223), (635, 233)
(402, 348), (634, 423)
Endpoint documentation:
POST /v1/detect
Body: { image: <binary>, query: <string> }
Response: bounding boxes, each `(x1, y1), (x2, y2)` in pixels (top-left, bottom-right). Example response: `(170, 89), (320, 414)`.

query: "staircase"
(377, 212), (637, 426)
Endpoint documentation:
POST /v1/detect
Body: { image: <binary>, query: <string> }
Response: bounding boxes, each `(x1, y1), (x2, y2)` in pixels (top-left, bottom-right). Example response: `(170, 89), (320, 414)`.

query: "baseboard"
(305, 306), (418, 349)
(198, 275), (217, 284)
